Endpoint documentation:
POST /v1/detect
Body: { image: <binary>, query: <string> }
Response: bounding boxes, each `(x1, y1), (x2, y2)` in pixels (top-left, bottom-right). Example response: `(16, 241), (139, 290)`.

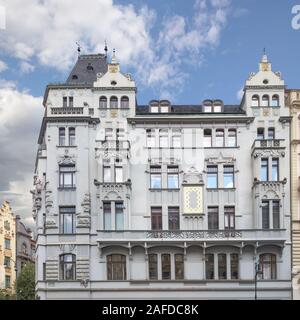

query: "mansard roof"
(66, 54), (108, 85)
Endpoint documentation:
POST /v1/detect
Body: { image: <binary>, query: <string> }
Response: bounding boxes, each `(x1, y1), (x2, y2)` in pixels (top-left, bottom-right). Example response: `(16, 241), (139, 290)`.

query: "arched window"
(203, 100), (213, 113)
(251, 95), (259, 107)
(213, 100), (223, 112)
(107, 254), (126, 280)
(262, 95), (270, 107)
(120, 96), (129, 109)
(271, 95), (279, 107)
(149, 100), (159, 113)
(59, 254), (76, 280)
(160, 100), (170, 113)
(99, 96), (107, 109)
(259, 253), (277, 280)
(22, 243), (27, 255)
(110, 96), (118, 109)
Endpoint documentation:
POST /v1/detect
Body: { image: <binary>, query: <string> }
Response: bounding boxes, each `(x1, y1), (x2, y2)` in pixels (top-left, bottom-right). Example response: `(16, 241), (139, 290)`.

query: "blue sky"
(0, 0), (300, 225)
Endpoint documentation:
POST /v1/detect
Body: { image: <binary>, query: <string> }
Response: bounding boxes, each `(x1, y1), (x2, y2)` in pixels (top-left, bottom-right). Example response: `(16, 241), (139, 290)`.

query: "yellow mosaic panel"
(183, 186), (203, 214)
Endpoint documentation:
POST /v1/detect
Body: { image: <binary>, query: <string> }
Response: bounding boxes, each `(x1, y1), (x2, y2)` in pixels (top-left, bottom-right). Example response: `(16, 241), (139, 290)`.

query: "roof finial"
(111, 48), (118, 64)
(262, 47), (268, 62)
(76, 42), (81, 57)
(104, 40), (108, 58)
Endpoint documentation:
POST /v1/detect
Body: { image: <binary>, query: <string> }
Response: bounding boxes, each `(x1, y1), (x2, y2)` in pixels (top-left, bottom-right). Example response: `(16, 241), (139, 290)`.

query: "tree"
(15, 262), (36, 300)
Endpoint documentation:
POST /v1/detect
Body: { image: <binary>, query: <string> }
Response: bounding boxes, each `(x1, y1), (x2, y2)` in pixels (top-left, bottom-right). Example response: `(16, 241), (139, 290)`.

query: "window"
(268, 128), (275, 140)
(107, 254), (126, 280)
(272, 158), (279, 181)
(69, 128), (75, 146)
(230, 254), (239, 279)
(103, 166), (111, 183)
(69, 96), (74, 108)
(271, 95), (279, 107)
(207, 166), (218, 188)
(172, 129), (181, 148)
(218, 254), (227, 280)
(22, 243), (28, 255)
(150, 166), (161, 189)
(103, 202), (112, 230)
(204, 129), (212, 147)
(151, 207), (162, 230)
(224, 207), (235, 230)
(59, 254), (76, 280)
(105, 128), (113, 140)
(161, 254), (171, 280)
(167, 166), (179, 189)
(273, 200), (280, 229)
(110, 96), (118, 108)
(208, 207), (219, 230)
(59, 165), (76, 188)
(115, 166), (123, 183)
(59, 128), (66, 146)
(262, 95), (269, 107)
(175, 254), (184, 280)
(252, 95), (259, 107)
(204, 105), (212, 113)
(151, 105), (159, 113)
(4, 256), (10, 268)
(99, 96), (107, 108)
(257, 128), (265, 140)
(168, 207), (180, 230)
(115, 202), (124, 230)
(159, 129), (169, 148)
(5, 275), (11, 288)
(262, 200), (270, 229)
(259, 254), (276, 280)
(160, 101), (170, 113)
(43, 263), (46, 281)
(205, 254), (214, 280)
(120, 96), (129, 109)
(216, 129), (224, 147)
(63, 96), (68, 107)
(228, 129), (237, 147)
(260, 158), (269, 181)
(59, 207), (75, 234)
(146, 129), (156, 148)
(214, 104), (222, 113)
(149, 254), (158, 280)
(223, 165), (234, 188)
(5, 238), (11, 249)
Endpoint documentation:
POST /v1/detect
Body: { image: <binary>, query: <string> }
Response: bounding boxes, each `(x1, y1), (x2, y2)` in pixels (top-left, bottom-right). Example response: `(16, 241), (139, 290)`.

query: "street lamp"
(254, 261), (263, 300)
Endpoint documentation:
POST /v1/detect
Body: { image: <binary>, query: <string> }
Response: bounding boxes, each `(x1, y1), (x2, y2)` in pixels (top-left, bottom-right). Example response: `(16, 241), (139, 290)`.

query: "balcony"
(251, 139), (285, 151)
(50, 107), (84, 115)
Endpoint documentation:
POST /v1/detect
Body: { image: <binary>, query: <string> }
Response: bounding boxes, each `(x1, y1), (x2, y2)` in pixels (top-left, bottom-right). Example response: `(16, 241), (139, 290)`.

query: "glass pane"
(115, 202), (124, 230)
(159, 136), (168, 148)
(172, 136), (181, 148)
(204, 105), (212, 113)
(273, 201), (280, 229)
(161, 106), (169, 113)
(272, 158), (279, 181)
(230, 254), (239, 279)
(257, 128), (264, 140)
(218, 254), (227, 279)
(268, 128), (275, 139)
(224, 173), (234, 188)
(260, 159), (269, 181)
(149, 254), (158, 280)
(168, 174), (179, 189)
(151, 174), (161, 189)
(115, 167), (123, 183)
(262, 201), (270, 229)
(147, 135), (156, 148)
(103, 167), (111, 182)
(168, 207), (179, 230)
(64, 173), (73, 187)
(208, 207), (219, 230)
(205, 254), (214, 279)
(161, 254), (171, 280)
(151, 106), (159, 113)
(207, 174), (217, 188)
(175, 254), (184, 280)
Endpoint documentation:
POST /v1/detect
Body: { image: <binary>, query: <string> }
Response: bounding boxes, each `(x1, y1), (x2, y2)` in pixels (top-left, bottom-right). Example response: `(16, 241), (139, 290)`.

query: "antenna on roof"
(76, 42), (81, 57)
(104, 40), (108, 59)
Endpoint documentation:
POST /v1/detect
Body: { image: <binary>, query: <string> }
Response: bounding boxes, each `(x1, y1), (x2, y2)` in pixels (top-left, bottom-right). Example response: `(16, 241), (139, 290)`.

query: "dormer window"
(160, 100), (170, 113)
(203, 100), (223, 112)
(203, 100), (213, 113)
(99, 96), (107, 109)
(262, 95), (270, 107)
(251, 95), (259, 107)
(271, 95), (279, 107)
(149, 100), (170, 113)
(120, 96), (129, 109)
(213, 100), (223, 113)
(110, 96), (118, 109)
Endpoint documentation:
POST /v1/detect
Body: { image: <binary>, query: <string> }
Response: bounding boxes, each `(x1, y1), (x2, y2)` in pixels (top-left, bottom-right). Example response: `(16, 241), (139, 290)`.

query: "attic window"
(72, 75), (78, 80)
(111, 80), (117, 86)
(87, 64), (94, 71)
(263, 79), (269, 84)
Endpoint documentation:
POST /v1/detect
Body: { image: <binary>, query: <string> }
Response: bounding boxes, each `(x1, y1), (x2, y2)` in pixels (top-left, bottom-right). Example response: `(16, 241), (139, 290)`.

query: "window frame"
(107, 254), (127, 281)
(59, 164), (76, 189)
(151, 207), (162, 230)
(59, 254), (76, 281)
(168, 206), (180, 230)
(59, 206), (75, 234)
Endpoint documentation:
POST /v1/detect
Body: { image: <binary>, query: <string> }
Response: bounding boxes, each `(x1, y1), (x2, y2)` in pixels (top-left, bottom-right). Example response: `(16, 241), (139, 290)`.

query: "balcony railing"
(251, 139), (284, 150)
(51, 107), (84, 115)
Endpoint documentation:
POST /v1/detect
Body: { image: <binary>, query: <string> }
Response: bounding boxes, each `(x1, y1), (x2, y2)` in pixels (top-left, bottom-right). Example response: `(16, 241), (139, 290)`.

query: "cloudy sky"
(0, 0), (299, 228)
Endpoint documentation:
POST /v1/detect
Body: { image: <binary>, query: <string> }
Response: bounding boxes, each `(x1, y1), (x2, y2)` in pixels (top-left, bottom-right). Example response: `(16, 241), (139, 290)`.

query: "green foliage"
(0, 289), (15, 300)
(15, 262), (36, 300)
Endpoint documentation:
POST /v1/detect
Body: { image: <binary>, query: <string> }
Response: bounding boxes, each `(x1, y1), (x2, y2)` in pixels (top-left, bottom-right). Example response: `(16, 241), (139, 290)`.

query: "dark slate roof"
(136, 105), (245, 115)
(66, 54), (108, 85)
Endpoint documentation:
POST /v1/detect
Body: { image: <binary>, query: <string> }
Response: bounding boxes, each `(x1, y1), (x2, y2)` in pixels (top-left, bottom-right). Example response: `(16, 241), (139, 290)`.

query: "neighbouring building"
(32, 51), (292, 299)
(0, 201), (16, 293)
(286, 89), (300, 299)
(16, 215), (35, 275)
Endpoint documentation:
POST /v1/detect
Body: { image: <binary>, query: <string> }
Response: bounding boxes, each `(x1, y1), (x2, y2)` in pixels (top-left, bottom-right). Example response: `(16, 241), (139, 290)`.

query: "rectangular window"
(204, 105), (212, 113)
(4, 256), (10, 268)
(161, 254), (171, 280)
(151, 207), (162, 230)
(115, 166), (123, 183)
(168, 207), (180, 230)
(159, 130), (169, 148)
(205, 254), (214, 280)
(43, 263), (46, 281)
(149, 254), (158, 280)
(172, 130), (181, 148)
(150, 166), (161, 189)
(103, 202), (112, 230)
(105, 128), (113, 140)
(59, 207), (75, 234)
(208, 207), (219, 230)
(223, 165), (234, 188)
(257, 128), (265, 140)
(230, 254), (239, 280)
(228, 129), (237, 147)
(4, 238), (10, 249)
(272, 158), (279, 181)
(103, 166), (111, 183)
(69, 96), (73, 107)
(5, 275), (11, 288)
(167, 166), (179, 189)
(59, 165), (76, 188)
(261, 158), (269, 181)
(207, 166), (218, 188)
(146, 129), (156, 148)
(63, 96), (68, 107)
(115, 202), (124, 230)
(215, 129), (224, 147)
(204, 129), (212, 147)
(69, 128), (75, 146)
(59, 128), (65, 146)
(273, 200), (280, 229)
(107, 254), (126, 280)
(218, 254), (227, 280)
(224, 207), (235, 230)
(262, 200), (270, 229)
(268, 128), (275, 140)
(175, 254), (184, 280)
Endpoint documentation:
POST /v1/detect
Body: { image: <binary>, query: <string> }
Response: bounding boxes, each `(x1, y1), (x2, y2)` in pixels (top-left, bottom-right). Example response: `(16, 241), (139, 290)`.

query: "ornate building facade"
(33, 52), (292, 299)
(0, 201), (16, 293)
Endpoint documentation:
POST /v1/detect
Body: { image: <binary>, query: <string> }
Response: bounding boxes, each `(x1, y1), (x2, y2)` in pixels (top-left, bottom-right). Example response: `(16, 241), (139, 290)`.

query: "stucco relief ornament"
(31, 177), (43, 214)
(77, 192), (91, 228)
(45, 187), (57, 228)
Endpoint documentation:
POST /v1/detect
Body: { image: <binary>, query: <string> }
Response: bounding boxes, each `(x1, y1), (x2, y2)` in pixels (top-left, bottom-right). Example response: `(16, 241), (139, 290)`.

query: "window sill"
(149, 188), (180, 191)
(58, 187), (76, 191)
(206, 188), (236, 191)
(57, 145), (77, 148)
(204, 146), (239, 149)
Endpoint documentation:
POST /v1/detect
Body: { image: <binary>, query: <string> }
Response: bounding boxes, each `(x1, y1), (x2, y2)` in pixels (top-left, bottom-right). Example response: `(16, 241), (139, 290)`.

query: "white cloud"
(20, 61), (35, 74)
(0, 59), (7, 72)
(236, 87), (244, 101)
